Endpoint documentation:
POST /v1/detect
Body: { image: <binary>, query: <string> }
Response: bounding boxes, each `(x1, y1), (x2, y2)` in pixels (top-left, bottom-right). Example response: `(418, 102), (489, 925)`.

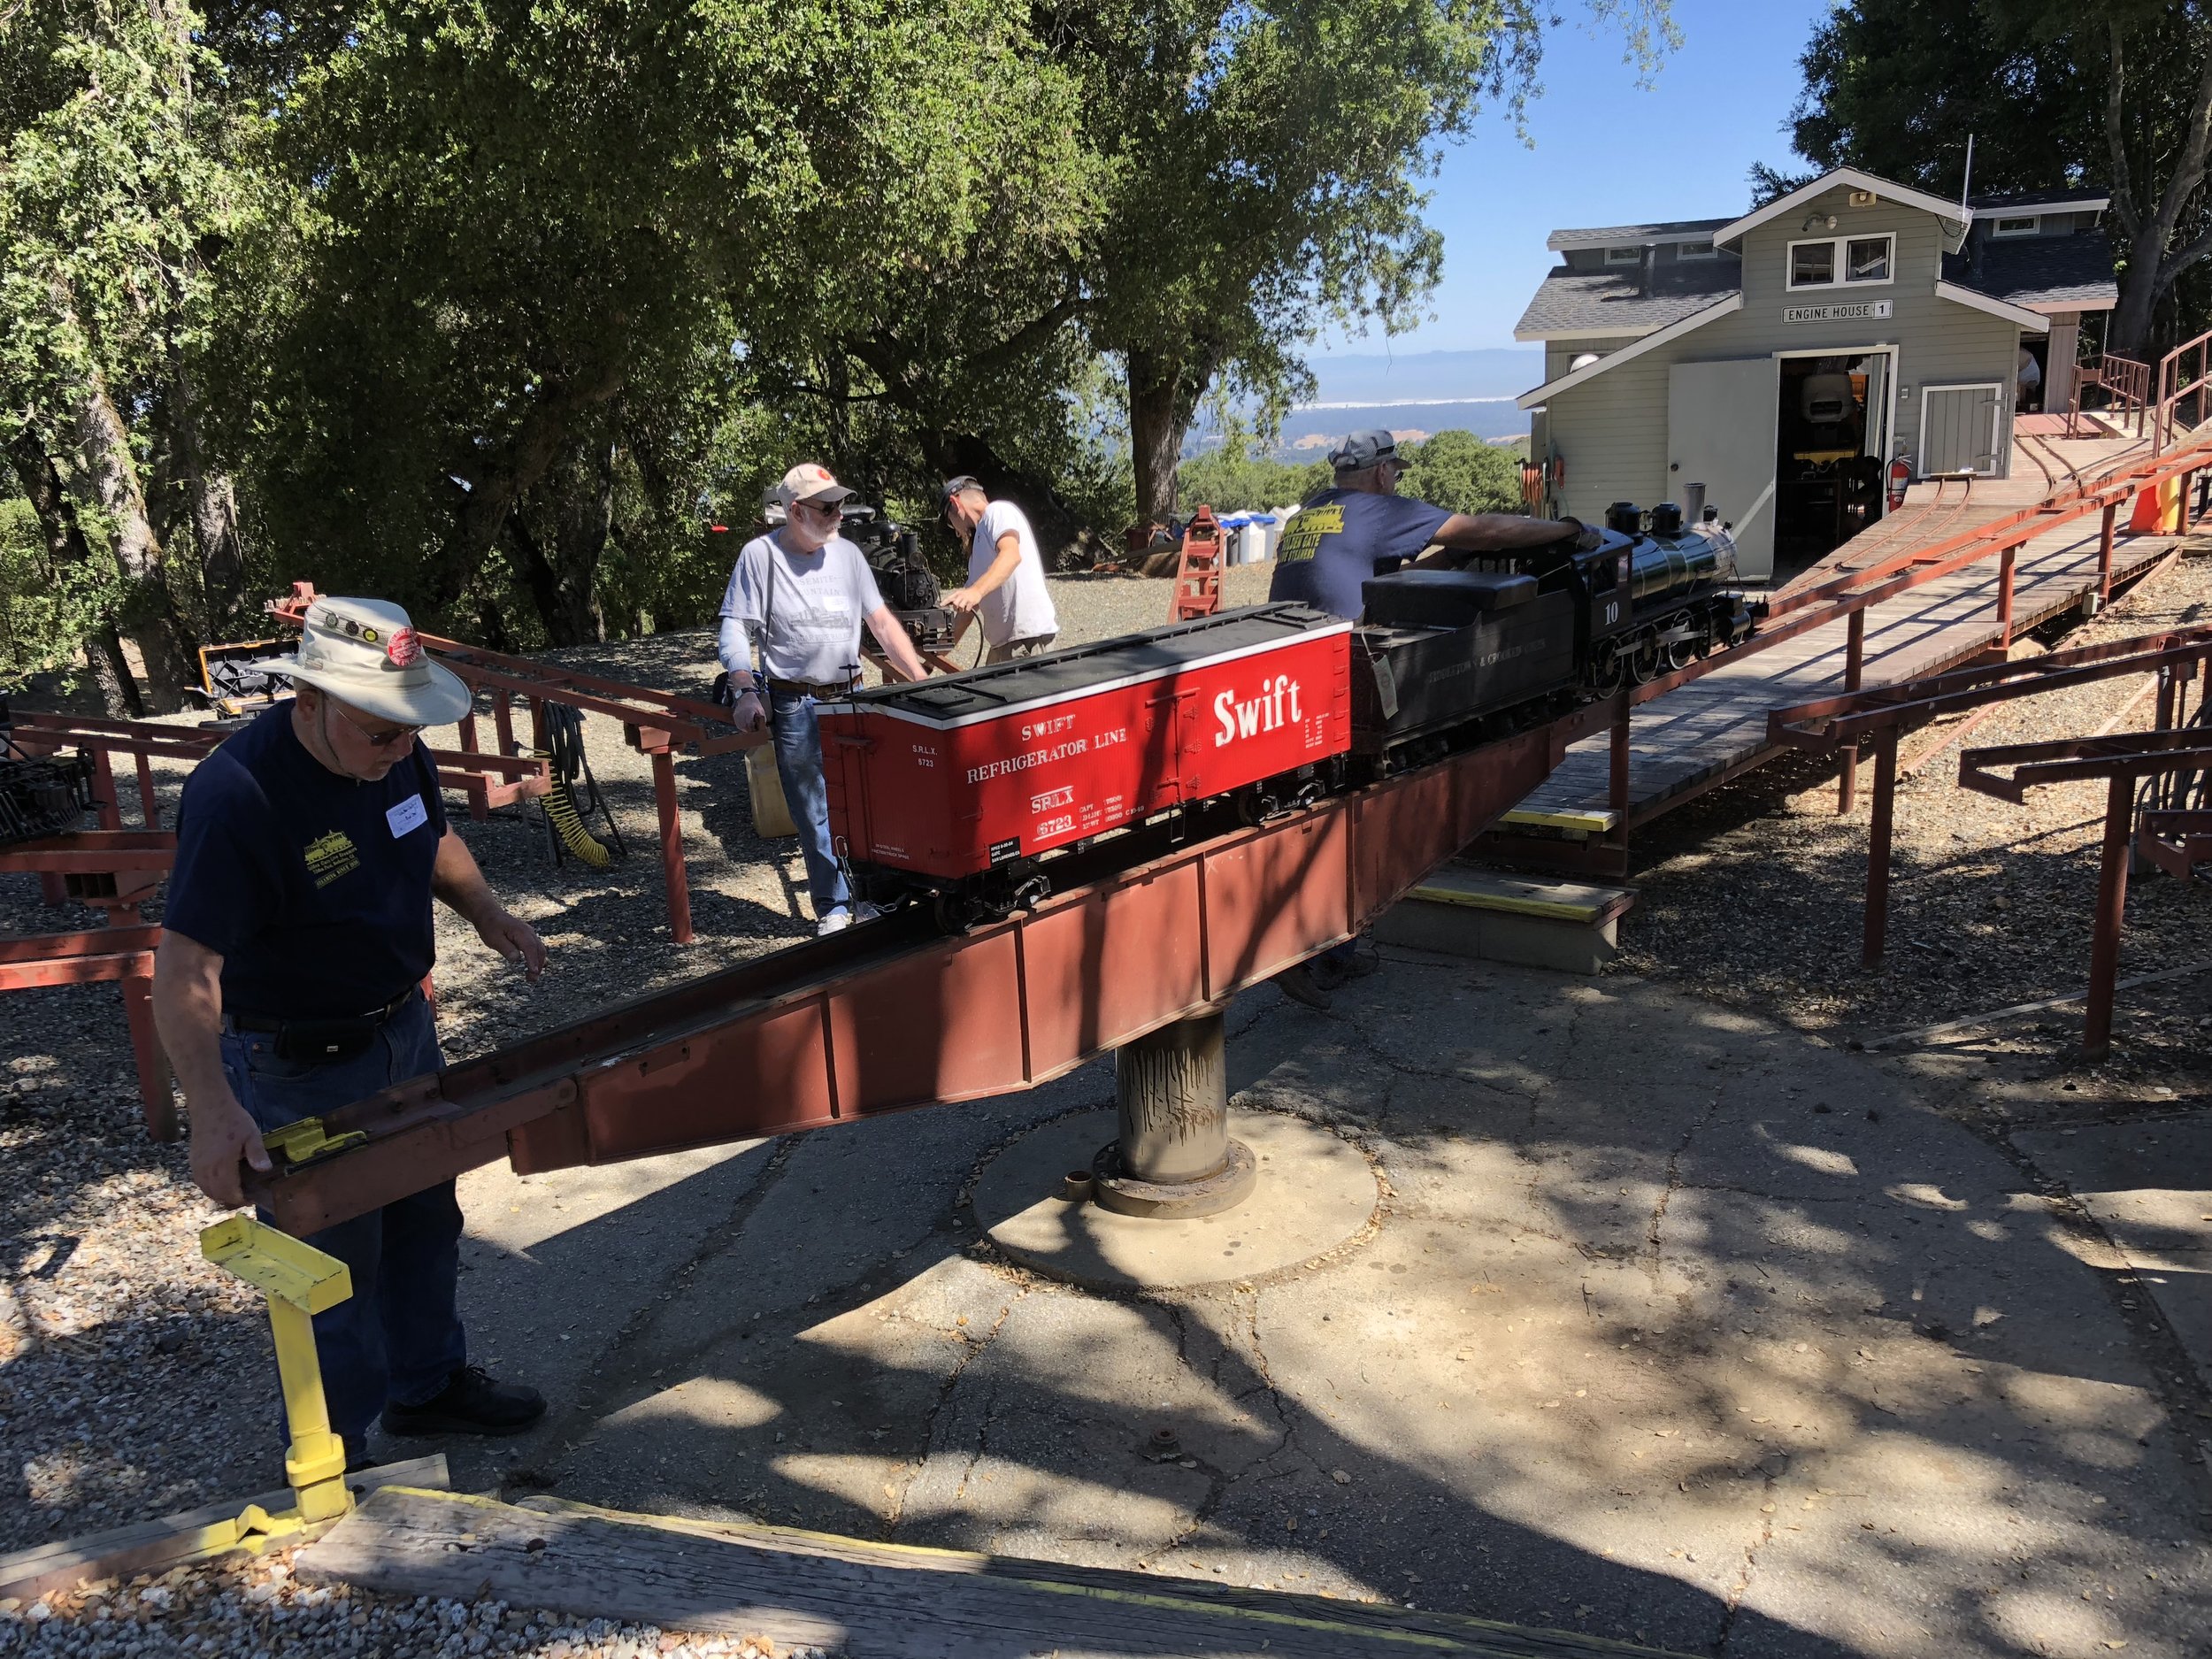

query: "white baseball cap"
(286, 597), (472, 727)
(773, 462), (855, 511)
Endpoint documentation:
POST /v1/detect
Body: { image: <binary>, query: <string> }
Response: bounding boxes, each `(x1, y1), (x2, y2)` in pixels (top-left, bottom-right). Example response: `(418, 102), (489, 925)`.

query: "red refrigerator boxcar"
(819, 605), (1352, 880)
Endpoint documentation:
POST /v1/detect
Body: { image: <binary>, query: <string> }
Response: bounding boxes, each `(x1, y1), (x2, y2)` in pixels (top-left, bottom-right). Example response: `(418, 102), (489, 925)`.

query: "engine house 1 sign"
(1782, 299), (1893, 324)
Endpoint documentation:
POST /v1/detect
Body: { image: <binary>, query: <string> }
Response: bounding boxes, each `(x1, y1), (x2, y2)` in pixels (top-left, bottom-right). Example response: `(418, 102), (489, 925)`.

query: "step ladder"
(1171, 505), (1225, 620)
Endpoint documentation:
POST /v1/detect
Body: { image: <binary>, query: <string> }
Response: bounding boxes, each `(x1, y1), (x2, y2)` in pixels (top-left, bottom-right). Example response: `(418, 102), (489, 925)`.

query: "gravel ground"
(4, 552), (2201, 1650)
(1611, 548), (2212, 1125)
(0, 568), (1270, 1652)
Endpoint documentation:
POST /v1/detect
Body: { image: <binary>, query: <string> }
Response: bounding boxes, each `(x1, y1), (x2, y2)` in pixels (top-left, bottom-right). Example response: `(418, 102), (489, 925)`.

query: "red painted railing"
(2155, 326), (2212, 453)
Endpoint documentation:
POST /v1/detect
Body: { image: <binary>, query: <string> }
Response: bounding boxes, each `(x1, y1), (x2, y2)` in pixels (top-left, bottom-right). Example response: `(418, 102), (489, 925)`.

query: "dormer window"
(1676, 240), (1717, 260)
(1603, 245), (1642, 266)
(1991, 214), (2039, 238)
(1787, 233), (1893, 288)
(1788, 240), (1836, 287)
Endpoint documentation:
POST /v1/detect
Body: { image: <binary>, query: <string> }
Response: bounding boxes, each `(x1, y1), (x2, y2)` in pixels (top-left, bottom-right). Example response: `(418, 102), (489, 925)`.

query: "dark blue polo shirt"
(1268, 488), (1455, 619)
(165, 703), (448, 1019)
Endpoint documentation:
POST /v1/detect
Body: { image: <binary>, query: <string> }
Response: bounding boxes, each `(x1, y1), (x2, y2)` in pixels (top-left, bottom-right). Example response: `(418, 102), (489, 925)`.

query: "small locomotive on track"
(818, 501), (1751, 925)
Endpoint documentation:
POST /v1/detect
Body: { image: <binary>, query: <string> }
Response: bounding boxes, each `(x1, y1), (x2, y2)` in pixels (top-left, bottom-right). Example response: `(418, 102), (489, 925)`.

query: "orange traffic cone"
(2127, 475), (2180, 534)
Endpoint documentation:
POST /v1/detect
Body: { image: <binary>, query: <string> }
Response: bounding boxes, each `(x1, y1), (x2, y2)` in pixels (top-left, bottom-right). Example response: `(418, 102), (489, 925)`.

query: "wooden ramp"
(296, 1485), (1671, 1659)
(1513, 517), (2185, 828)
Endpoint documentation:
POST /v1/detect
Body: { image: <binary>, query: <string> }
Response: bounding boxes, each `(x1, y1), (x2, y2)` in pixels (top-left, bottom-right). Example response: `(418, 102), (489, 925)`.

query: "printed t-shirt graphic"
(1268, 488), (1453, 620)
(165, 703), (448, 1019)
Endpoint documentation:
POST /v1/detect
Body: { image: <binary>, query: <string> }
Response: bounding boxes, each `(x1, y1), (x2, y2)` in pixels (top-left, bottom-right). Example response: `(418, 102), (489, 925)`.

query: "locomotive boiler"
(818, 500), (1751, 926)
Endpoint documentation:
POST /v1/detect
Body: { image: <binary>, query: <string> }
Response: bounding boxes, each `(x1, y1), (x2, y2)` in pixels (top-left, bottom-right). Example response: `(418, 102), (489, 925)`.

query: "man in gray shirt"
(718, 463), (928, 933)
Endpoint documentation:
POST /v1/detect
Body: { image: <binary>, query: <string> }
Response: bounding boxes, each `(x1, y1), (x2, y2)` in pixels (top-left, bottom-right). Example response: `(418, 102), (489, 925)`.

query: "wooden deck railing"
(2069, 351), (2151, 439)
(2155, 326), (2212, 453)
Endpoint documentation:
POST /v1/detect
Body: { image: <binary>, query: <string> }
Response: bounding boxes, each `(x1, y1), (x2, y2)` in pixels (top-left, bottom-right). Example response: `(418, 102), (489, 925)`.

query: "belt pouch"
(273, 1017), (380, 1064)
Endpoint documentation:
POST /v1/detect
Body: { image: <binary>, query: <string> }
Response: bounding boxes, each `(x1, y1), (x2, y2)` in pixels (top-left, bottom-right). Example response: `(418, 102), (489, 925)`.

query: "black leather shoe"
(1275, 963), (1334, 1011)
(342, 1434), (373, 1473)
(380, 1365), (546, 1439)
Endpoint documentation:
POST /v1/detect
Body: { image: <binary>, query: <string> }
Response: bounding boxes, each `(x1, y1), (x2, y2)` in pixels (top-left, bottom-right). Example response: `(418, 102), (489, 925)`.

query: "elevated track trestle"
(249, 697), (1620, 1235)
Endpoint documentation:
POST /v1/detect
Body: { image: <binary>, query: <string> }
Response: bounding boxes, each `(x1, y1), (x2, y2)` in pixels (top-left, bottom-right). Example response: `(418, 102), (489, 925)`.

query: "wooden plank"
(0, 1455), (449, 1601)
(296, 1486), (1671, 1659)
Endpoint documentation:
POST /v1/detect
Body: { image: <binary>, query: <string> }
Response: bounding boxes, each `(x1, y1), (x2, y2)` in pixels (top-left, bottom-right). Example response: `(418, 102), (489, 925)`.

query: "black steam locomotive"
(1351, 499), (1754, 765)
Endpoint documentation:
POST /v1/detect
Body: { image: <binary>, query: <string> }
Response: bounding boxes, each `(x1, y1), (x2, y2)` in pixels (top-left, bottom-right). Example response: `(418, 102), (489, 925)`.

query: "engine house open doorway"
(1774, 347), (1894, 565)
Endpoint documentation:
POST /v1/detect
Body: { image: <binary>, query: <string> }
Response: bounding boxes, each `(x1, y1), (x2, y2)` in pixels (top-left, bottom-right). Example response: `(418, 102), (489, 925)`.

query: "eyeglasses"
(795, 498), (846, 521)
(326, 699), (421, 749)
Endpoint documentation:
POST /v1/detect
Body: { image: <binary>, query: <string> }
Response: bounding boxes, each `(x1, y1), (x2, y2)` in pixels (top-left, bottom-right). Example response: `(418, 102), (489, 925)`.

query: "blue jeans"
(220, 992), (464, 1441)
(769, 687), (850, 918)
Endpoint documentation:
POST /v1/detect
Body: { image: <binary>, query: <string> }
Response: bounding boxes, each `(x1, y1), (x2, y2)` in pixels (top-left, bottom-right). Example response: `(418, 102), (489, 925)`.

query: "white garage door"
(1668, 358), (1778, 580)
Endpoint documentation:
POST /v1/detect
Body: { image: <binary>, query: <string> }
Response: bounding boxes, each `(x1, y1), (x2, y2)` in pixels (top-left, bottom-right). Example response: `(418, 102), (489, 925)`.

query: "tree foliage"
(1398, 430), (1522, 514)
(1, 0), (1649, 701)
(1764, 0), (2212, 357)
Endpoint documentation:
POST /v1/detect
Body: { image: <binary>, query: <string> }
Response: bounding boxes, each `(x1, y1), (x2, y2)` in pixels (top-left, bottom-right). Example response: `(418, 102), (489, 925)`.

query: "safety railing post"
(89, 748), (122, 832)
(134, 754), (157, 828)
(1838, 608), (1867, 812)
(2099, 502), (2117, 603)
(1862, 728), (1901, 968)
(455, 710), (491, 822)
(491, 691), (517, 762)
(649, 745), (694, 945)
(1609, 693), (1632, 858)
(1996, 543), (2017, 651)
(2084, 773), (2135, 1059)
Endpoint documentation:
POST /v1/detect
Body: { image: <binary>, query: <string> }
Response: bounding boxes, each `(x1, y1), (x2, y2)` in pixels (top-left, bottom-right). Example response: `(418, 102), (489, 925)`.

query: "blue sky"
(1337, 0), (1832, 357)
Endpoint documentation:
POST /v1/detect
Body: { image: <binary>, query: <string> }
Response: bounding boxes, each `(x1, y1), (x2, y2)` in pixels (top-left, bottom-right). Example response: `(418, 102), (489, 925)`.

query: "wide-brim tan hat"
(287, 597), (472, 727)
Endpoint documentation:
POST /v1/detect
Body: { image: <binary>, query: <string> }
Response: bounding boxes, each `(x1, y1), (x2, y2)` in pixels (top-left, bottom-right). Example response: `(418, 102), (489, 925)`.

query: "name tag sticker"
(386, 795), (429, 839)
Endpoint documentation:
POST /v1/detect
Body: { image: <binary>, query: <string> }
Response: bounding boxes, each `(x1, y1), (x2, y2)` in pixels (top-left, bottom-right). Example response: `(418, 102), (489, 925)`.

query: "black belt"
(766, 677), (856, 699)
(228, 987), (419, 1064)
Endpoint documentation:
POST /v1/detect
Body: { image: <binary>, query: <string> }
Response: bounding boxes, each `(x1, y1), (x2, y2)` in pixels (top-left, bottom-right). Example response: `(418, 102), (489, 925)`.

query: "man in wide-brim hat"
(154, 596), (550, 1469)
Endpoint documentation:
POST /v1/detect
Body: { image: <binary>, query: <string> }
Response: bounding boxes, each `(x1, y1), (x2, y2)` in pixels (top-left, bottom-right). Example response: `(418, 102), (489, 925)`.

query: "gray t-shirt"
(719, 532), (885, 686)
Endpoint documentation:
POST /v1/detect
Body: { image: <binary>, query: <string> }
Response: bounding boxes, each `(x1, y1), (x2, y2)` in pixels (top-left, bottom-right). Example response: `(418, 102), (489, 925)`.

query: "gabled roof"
(1517, 295), (1744, 409)
(1546, 218), (1732, 253)
(1512, 256), (1743, 341)
(1714, 166), (1969, 250)
(1944, 233), (2120, 313)
(1969, 188), (2109, 213)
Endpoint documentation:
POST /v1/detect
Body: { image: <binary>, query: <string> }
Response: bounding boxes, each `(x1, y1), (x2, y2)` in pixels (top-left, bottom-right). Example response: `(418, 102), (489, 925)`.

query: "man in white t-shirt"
(941, 476), (1059, 662)
(718, 463), (928, 934)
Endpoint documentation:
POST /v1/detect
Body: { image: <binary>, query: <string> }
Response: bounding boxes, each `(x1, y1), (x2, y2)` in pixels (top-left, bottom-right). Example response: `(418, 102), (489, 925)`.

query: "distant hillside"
(1305, 348), (1544, 405)
(1187, 349), (1542, 458)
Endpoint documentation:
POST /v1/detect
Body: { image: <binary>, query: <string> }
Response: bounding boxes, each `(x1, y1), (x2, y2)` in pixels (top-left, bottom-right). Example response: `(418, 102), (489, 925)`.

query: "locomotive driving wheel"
(1629, 630), (1663, 684)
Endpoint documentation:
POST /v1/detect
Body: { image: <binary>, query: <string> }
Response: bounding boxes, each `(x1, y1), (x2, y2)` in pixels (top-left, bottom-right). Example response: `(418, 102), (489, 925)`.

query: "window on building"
(1788, 240), (1837, 288)
(1845, 235), (1892, 282)
(1675, 240), (1717, 260)
(1991, 215), (2040, 238)
(1603, 245), (1643, 266)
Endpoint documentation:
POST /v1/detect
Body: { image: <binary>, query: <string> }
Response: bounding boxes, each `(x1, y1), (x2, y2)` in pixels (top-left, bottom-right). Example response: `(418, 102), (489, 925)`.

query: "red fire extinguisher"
(1886, 453), (1911, 511)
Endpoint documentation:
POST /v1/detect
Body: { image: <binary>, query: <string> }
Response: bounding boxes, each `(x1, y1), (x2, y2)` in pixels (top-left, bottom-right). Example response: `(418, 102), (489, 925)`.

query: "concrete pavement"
(396, 953), (2212, 1658)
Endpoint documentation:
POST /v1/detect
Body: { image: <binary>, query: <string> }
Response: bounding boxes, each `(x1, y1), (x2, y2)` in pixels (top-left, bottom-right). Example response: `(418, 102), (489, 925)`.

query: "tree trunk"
(448, 358), (627, 603)
(66, 375), (196, 710)
(550, 445), (614, 646)
(1127, 348), (1186, 527)
(165, 359), (250, 631)
(503, 508), (583, 648)
(7, 426), (144, 717)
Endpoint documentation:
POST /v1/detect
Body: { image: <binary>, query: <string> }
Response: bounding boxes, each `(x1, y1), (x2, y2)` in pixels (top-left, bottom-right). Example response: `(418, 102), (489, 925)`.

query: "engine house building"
(1516, 166), (2117, 580)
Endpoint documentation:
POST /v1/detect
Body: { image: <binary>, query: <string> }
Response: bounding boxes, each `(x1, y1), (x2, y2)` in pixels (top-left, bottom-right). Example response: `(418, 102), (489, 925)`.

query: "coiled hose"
(534, 703), (626, 870)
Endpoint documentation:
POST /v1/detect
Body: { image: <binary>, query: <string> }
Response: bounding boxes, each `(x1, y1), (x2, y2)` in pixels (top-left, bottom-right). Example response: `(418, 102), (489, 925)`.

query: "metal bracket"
(262, 1116), (368, 1171)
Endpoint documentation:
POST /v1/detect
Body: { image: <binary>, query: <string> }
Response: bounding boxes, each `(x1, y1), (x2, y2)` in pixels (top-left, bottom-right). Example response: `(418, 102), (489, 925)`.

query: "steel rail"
(245, 696), (1621, 1236)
